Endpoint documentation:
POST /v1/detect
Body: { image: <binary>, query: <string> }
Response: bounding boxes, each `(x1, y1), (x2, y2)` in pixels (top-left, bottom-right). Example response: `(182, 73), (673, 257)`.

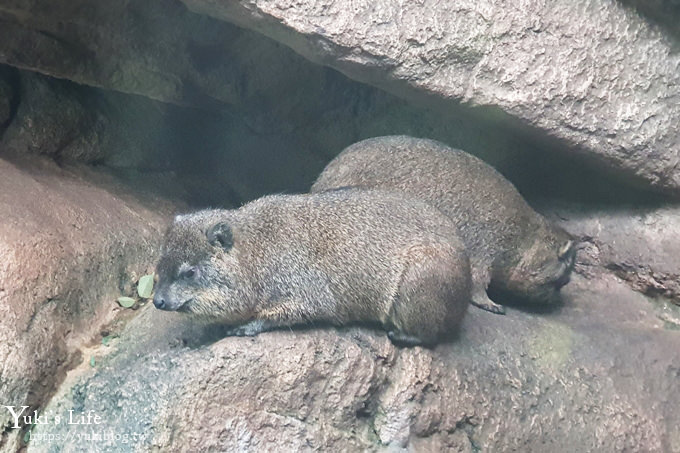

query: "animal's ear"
(207, 222), (234, 250)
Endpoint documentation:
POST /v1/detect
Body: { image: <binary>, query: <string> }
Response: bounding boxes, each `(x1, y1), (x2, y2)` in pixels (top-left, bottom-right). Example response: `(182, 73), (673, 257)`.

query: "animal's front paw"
(387, 330), (425, 347)
(225, 326), (254, 337)
(471, 296), (506, 315)
(225, 320), (266, 337)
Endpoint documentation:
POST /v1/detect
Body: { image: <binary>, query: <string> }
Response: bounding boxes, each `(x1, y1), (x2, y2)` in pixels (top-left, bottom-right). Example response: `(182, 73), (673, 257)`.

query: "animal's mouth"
(177, 298), (194, 312)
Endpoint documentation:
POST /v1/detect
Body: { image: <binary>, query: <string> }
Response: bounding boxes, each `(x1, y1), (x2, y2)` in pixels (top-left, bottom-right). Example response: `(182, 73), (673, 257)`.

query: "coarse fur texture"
(154, 189), (471, 346)
(311, 136), (576, 314)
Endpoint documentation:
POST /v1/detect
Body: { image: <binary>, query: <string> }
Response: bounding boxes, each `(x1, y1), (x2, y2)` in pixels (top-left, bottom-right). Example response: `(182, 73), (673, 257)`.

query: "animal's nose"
(153, 295), (166, 309)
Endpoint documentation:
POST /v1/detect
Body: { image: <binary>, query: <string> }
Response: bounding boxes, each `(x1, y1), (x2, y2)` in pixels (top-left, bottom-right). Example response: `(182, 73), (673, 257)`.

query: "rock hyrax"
(153, 189), (470, 346)
(312, 136), (576, 314)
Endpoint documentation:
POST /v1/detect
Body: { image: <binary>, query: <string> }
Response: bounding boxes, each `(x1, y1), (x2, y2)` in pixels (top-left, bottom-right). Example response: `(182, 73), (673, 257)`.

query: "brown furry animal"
(312, 135), (576, 314)
(153, 189), (470, 346)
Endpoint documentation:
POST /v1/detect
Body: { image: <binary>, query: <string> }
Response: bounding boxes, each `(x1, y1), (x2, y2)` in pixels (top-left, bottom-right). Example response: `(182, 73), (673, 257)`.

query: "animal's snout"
(153, 294), (167, 310)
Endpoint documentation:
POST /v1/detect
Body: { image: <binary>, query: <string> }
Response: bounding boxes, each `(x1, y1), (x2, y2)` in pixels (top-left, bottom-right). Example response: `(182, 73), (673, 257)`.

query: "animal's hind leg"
(388, 242), (470, 346)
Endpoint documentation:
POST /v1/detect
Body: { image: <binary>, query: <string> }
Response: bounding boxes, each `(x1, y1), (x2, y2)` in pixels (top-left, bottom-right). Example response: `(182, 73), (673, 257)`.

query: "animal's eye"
(182, 266), (198, 279)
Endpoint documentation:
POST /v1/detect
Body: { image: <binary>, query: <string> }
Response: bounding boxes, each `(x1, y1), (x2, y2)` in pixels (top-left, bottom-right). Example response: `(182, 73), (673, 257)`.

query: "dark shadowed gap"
(0, 65), (20, 138)
(0, 31), (674, 212)
(618, 0), (680, 47)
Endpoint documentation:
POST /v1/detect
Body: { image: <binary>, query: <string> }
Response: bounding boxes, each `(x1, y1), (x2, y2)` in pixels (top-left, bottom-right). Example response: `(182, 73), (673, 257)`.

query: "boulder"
(179, 0), (680, 196)
(0, 0), (229, 106)
(25, 273), (680, 452)
(0, 153), (175, 451)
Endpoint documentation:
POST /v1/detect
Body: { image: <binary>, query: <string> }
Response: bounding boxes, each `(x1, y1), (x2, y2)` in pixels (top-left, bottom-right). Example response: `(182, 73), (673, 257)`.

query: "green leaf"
(23, 429), (31, 444)
(137, 274), (154, 299)
(89, 356), (96, 367)
(117, 296), (135, 308)
(102, 335), (115, 346)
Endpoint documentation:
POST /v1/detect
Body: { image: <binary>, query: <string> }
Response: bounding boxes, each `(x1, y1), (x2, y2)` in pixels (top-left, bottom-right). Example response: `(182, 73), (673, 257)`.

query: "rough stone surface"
(0, 0), (367, 115)
(0, 0), (570, 206)
(1, 1), (678, 198)
(180, 0), (680, 196)
(25, 273), (680, 452)
(545, 202), (680, 305)
(2, 71), (103, 162)
(0, 152), (176, 452)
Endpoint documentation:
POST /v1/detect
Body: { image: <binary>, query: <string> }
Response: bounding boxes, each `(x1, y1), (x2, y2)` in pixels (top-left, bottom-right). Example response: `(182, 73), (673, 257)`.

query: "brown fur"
(154, 189), (471, 346)
(312, 136), (576, 314)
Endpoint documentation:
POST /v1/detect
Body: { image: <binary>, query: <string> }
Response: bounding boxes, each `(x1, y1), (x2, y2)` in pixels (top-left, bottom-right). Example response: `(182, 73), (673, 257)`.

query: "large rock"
(24, 272), (680, 452)
(2, 0), (678, 199)
(0, 153), (176, 452)
(179, 0), (680, 196)
(3, 0), (674, 204)
(2, 71), (108, 163)
(0, 0), (550, 194)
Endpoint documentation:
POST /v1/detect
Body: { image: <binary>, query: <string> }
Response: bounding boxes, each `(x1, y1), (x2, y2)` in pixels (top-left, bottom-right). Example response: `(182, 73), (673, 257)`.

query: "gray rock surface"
(2, 72), (105, 162)
(545, 202), (680, 305)
(0, 0), (564, 206)
(25, 273), (680, 452)
(2, 0), (678, 197)
(0, 153), (176, 452)
(180, 0), (680, 196)
(0, 0), (376, 116)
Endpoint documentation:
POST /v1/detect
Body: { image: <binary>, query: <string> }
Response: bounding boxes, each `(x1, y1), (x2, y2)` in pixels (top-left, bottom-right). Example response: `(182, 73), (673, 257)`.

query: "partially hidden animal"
(312, 135), (576, 314)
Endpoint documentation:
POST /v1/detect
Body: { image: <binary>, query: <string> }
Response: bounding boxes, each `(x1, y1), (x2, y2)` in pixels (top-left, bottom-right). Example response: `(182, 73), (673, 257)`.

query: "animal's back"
(236, 189), (467, 321)
(312, 135), (540, 266)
